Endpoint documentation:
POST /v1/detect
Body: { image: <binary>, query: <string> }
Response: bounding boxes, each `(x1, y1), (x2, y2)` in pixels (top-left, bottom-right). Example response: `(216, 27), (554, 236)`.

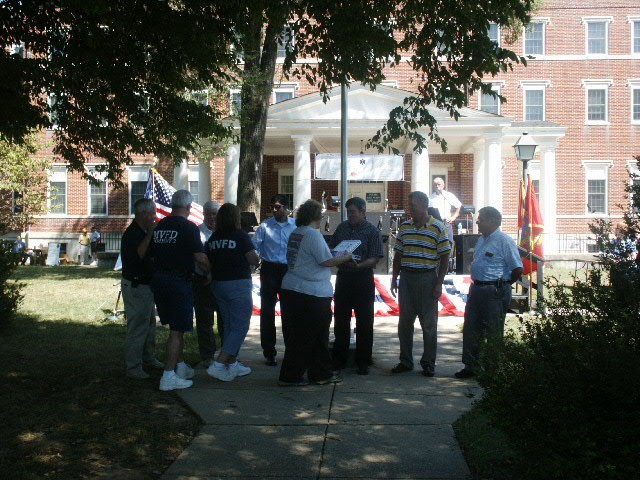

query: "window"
(488, 23), (500, 46)
(582, 161), (612, 214)
(583, 18), (611, 55)
(188, 165), (199, 204)
(48, 166), (67, 214)
(380, 80), (398, 88)
(88, 169), (108, 215)
(525, 89), (544, 121)
(128, 166), (150, 214)
(277, 25), (294, 59)
(230, 89), (241, 116)
(273, 85), (296, 104)
(582, 80), (612, 124)
(10, 43), (25, 57)
(480, 83), (501, 115)
(278, 169), (294, 209)
(524, 21), (545, 56)
(188, 90), (209, 106)
(630, 80), (640, 123)
(629, 17), (640, 54)
(47, 94), (62, 129)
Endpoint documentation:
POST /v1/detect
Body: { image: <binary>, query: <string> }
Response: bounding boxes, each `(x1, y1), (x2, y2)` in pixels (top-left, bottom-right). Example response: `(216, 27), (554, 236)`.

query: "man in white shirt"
(429, 177), (462, 243)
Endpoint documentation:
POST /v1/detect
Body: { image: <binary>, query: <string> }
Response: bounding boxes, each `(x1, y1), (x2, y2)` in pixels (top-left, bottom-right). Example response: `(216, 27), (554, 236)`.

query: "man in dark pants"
(252, 194), (296, 366)
(455, 206), (523, 379)
(194, 200), (223, 368)
(330, 197), (384, 375)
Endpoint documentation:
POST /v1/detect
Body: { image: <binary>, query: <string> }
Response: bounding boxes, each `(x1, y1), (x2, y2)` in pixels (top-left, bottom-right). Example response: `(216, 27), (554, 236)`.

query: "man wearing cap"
(151, 190), (210, 391)
(121, 198), (163, 379)
(78, 228), (91, 265)
(455, 206), (523, 379)
(252, 194), (296, 366)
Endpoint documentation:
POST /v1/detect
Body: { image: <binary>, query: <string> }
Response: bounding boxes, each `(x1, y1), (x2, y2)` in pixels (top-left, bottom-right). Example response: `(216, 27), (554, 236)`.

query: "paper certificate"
(332, 240), (361, 256)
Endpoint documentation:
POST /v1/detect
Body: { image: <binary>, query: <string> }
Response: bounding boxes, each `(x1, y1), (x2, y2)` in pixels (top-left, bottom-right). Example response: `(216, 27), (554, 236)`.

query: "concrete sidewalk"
(163, 316), (481, 479)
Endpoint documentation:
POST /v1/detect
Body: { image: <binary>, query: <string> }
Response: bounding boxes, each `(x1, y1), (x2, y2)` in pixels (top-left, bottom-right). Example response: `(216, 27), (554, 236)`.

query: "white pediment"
(267, 82), (498, 123)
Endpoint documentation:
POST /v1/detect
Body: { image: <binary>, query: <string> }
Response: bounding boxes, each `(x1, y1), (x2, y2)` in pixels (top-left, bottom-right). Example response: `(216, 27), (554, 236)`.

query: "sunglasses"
(272, 204), (284, 210)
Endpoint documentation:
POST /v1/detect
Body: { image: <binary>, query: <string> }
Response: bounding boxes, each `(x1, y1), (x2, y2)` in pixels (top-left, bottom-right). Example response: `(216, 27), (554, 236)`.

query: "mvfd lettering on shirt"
(154, 230), (178, 243)
(210, 239), (236, 249)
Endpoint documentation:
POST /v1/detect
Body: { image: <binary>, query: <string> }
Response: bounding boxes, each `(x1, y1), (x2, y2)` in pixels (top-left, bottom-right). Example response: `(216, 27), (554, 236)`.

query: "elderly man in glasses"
(252, 194), (297, 366)
(429, 177), (462, 243)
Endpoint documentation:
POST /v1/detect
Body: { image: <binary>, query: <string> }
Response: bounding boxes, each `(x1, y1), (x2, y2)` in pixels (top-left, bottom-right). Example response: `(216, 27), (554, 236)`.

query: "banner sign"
(315, 154), (404, 181)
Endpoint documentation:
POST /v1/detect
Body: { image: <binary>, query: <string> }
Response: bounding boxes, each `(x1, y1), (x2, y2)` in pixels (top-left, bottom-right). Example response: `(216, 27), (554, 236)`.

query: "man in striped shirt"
(390, 191), (451, 377)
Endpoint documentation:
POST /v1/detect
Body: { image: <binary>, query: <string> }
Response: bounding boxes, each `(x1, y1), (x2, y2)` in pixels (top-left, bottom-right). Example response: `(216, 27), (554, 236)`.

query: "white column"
(292, 136), (313, 210)
(411, 146), (430, 194)
(197, 161), (211, 203)
(484, 134), (504, 212)
(224, 144), (240, 204)
(173, 159), (188, 190)
(539, 141), (558, 254)
(472, 140), (486, 210)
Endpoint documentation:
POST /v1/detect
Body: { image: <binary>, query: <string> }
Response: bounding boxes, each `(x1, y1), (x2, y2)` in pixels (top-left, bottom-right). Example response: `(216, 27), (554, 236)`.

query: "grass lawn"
(0, 266), (201, 479)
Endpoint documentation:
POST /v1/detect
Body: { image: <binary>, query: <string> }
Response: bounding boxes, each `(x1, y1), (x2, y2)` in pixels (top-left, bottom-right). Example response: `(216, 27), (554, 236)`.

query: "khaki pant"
(122, 279), (157, 372)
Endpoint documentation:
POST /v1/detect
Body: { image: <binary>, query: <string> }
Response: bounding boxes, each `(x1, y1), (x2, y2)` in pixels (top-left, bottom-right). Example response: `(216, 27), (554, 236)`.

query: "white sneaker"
(159, 372), (193, 391)
(230, 361), (252, 377)
(176, 362), (194, 379)
(206, 362), (237, 382)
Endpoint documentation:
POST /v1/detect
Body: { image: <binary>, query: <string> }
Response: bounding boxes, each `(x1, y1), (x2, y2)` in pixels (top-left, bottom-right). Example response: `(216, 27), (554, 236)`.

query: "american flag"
(144, 168), (204, 225)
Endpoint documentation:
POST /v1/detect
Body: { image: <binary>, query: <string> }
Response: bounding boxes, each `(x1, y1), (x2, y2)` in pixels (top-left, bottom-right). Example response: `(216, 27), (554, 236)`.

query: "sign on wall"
(315, 154), (404, 181)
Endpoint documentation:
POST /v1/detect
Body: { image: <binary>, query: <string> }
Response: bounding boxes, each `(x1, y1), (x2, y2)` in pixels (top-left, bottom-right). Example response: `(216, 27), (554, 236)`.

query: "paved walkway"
(163, 316), (481, 479)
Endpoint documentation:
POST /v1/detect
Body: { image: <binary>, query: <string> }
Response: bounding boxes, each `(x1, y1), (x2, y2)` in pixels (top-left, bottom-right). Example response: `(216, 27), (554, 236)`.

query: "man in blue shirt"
(252, 194), (296, 366)
(455, 206), (523, 379)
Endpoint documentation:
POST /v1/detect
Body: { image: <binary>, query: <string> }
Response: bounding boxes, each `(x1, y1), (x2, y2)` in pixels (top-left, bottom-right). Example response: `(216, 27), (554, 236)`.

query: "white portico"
(218, 83), (564, 248)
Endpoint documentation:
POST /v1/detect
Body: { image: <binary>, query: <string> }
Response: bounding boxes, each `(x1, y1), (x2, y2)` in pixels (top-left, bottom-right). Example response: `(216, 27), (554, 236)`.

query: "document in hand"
(331, 240), (361, 257)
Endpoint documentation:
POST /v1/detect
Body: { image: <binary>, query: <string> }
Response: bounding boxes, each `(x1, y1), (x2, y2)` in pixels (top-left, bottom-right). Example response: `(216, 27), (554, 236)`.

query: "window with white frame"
(48, 166), (67, 214)
(480, 83), (501, 115)
(521, 81), (549, 121)
(273, 84), (296, 104)
(88, 168), (108, 215)
(230, 89), (241, 116)
(524, 21), (547, 56)
(277, 25), (294, 59)
(188, 90), (209, 106)
(188, 165), (199, 204)
(582, 161), (612, 214)
(488, 23), (500, 46)
(47, 94), (61, 129)
(627, 160), (640, 213)
(128, 167), (149, 214)
(582, 80), (612, 124)
(630, 80), (640, 123)
(278, 168), (294, 209)
(630, 17), (640, 54)
(380, 80), (398, 88)
(583, 17), (611, 55)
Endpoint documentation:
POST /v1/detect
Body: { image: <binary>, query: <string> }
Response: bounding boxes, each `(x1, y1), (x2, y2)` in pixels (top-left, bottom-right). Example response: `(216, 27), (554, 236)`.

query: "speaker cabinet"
(454, 234), (481, 274)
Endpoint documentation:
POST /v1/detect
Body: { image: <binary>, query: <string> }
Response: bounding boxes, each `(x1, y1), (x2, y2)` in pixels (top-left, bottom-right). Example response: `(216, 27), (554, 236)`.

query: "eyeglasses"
(272, 204), (283, 211)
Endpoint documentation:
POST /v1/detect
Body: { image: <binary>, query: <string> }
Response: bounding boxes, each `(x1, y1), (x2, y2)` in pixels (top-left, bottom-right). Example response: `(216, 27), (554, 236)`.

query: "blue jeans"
(213, 279), (253, 357)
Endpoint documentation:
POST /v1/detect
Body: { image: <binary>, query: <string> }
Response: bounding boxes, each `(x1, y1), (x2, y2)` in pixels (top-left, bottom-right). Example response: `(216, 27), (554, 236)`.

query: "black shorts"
(151, 271), (194, 332)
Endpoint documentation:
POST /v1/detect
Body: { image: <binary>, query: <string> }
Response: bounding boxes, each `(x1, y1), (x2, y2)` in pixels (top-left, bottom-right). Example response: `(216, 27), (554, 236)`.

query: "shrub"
(0, 240), (24, 325)
(476, 157), (640, 479)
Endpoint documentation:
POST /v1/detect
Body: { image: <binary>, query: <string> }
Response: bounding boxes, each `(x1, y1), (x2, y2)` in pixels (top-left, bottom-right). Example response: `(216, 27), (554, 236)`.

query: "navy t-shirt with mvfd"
(206, 230), (254, 281)
(152, 215), (203, 273)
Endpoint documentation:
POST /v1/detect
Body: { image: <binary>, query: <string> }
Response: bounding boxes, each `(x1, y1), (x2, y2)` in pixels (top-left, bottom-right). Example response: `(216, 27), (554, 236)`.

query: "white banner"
(315, 154), (404, 181)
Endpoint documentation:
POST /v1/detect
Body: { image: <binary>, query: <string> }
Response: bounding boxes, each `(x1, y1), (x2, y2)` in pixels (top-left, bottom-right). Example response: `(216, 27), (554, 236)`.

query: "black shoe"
(391, 363), (413, 374)
(314, 373), (343, 385)
(422, 369), (434, 377)
(265, 355), (277, 366)
(278, 379), (309, 386)
(357, 365), (369, 375)
(454, 368), (475, 379)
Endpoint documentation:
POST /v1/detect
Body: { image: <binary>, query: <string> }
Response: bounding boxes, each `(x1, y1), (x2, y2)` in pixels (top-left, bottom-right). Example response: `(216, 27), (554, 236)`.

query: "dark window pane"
(588, 179), (606, 213)
(49, 181), (66, 214)
(130, 181), (147, 214)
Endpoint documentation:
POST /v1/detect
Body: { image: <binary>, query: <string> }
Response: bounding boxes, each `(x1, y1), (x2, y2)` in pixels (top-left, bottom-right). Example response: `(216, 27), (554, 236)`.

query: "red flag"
(519, 175), (544, 274)
(144, 168), (204, 225)
(517, 179), (526, 229)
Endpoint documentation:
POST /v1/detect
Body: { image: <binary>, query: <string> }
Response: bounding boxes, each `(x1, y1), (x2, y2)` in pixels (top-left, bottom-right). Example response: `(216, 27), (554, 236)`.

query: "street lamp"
(513, 131), (538, 180)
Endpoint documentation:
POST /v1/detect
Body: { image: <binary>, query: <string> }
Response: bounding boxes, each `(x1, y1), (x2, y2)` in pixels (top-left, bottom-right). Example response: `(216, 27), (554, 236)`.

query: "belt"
(473, 279), (510, 286)
(401, 267), (436, 273)
(261, 260), (287, 266)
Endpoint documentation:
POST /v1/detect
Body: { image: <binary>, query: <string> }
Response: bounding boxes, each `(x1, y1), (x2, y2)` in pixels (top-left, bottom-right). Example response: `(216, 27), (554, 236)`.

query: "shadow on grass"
(0, 313), (200, 480)
(12, 265), (121, 282)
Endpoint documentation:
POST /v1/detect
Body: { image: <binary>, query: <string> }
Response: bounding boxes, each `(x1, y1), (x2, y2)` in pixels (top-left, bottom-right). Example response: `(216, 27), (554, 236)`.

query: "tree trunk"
(236, 16), (282, 218)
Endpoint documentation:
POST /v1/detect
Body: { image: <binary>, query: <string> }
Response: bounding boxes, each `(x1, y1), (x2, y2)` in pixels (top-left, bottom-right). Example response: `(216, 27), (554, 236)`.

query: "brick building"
(25, 0), (640, 259)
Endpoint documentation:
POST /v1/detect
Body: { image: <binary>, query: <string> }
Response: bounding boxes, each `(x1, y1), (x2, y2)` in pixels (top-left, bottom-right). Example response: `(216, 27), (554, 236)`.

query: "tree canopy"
(1, 0), (535, 208)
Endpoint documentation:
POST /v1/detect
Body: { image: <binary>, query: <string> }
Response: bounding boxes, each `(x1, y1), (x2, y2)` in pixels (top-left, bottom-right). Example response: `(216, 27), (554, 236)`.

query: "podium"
(453, 234), (481, 274)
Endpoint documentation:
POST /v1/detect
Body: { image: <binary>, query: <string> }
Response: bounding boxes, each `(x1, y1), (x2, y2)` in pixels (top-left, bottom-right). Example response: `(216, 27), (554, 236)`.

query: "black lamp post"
(513, 132), (538, 180)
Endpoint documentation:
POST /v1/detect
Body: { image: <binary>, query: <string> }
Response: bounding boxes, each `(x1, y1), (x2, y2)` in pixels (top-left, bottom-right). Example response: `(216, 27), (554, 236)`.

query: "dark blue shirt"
(152, 216), (203, 273)
(206, 230), (254, 281)
(121, 221), (153, 284)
